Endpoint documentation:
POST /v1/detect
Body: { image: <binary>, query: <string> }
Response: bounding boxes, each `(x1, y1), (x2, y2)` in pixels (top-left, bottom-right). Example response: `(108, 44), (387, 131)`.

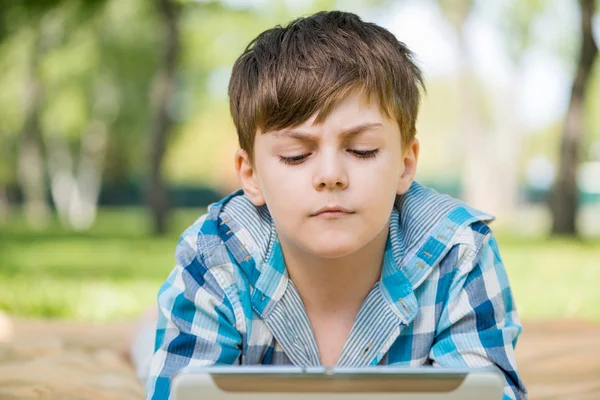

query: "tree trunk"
(493, 82), (522, 221)
(17, 26), (50, 229)
(46, 119), (108, 231)
(0, 183), (9, 223)
(452, 6), (498, 216)
(458, 47), (495, 214)
(550, 0), (598, 236)
(147, 0), (179, 235)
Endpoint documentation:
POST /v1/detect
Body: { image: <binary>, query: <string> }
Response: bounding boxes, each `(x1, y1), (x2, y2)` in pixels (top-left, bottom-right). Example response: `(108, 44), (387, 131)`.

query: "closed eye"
(279, 153), (311, 165)
(278, 149), (379, 166)
(349, 149), (379, 159)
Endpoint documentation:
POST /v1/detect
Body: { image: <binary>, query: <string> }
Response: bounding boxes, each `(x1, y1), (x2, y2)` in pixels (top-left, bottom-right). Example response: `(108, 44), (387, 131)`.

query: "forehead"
(265, 91), (392, 138)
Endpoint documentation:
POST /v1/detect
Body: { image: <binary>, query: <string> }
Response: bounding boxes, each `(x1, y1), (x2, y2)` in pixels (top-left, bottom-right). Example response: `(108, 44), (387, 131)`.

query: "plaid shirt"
(146, 182), (527, 400)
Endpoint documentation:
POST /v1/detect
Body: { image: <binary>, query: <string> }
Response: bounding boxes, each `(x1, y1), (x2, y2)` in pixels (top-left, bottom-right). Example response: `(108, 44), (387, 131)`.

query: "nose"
(312, 150), (348, 191)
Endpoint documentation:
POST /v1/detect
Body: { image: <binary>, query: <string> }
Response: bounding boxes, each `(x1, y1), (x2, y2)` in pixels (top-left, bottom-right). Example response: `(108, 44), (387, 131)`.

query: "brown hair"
(228, 10), (424, 162)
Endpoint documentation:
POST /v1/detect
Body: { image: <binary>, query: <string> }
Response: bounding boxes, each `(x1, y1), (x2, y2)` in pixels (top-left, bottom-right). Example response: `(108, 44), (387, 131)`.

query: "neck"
(279, 222), (389, 315)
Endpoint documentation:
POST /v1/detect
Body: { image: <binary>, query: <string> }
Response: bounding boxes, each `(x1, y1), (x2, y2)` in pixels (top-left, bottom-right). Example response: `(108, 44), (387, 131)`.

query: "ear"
(234, 149), (266, 206)
(396, 138), (420, 195)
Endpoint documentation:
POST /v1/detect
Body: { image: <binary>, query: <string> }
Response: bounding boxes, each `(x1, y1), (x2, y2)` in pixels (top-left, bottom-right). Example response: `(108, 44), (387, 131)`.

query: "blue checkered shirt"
(146, 182), (527, 400)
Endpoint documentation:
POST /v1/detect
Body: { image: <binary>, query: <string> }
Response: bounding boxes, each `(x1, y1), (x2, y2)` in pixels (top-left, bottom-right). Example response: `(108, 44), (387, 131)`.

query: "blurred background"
(0, 0), (598, 324)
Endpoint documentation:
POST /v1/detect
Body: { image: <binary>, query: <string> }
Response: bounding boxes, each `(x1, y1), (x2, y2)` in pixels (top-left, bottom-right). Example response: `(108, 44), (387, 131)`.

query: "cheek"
(258, 168), (306, 216)
(262, 166), (305, 198)
(356, 157), (400, 188)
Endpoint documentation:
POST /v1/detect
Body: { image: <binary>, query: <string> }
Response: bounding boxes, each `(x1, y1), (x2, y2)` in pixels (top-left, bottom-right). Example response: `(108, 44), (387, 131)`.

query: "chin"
(306, 236), (361, 259)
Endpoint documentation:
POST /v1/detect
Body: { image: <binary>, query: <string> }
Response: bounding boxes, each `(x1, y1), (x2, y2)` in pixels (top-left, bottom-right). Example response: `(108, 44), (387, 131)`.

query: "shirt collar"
(214, 181), (494, 319)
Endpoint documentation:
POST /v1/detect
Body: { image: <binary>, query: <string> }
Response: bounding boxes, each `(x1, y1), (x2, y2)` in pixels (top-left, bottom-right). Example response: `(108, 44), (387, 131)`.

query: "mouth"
(311, 206), (355, 218)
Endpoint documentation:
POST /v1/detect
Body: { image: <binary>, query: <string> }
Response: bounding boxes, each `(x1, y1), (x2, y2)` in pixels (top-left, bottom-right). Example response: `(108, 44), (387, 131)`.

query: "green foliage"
(0, 0), (346, 189)
(437, 0), (474, 30)
(0, 0), (106, 41)
(499, 0), (554, 62)
(0, 0), (597, 212)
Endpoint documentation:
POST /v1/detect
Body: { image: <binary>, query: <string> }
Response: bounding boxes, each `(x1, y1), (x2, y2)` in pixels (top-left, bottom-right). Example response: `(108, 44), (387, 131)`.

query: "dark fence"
(5, 182), (227, 209)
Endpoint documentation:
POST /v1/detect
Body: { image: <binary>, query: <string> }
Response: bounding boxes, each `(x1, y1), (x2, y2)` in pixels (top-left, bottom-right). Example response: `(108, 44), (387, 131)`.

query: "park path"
(0, 316), (599, 399)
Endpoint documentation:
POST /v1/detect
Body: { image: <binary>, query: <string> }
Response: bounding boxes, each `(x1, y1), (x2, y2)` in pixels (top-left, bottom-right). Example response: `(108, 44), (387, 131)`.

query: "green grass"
(1, 208), (599, 322)
(495, 233), (600, 323)
(0, 207), (204, 321)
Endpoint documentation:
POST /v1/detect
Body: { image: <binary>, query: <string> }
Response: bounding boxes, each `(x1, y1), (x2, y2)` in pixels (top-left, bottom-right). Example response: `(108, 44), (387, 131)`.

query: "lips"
(312, 206), (354, 216)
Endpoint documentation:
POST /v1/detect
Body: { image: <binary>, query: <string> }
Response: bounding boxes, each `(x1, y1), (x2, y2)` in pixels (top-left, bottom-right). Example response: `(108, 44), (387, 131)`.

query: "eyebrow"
(272, 122), (384, 142)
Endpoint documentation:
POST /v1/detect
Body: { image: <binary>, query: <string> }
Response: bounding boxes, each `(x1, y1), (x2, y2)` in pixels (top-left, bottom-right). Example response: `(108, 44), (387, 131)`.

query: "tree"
(39, 1), (113, 231)
(0, 1), (62, 228)
(437, 0), (505, 217)
(549, 0), (598, 236)
(46, 83), (114, 230)
(18, 22), (50, 228)
(146, 0), (180, 235)
(0, 0), (107, 229)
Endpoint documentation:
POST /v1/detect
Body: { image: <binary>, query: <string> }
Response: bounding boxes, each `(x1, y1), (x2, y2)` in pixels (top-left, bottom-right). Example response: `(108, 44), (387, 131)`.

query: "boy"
(145, 10), (527, 400)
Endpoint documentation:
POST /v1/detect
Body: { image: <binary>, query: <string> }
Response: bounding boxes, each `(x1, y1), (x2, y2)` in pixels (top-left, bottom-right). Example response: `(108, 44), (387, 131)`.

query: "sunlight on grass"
(1, 207), (599, 322)
(499, 234), (600, 322)
(0, 207), (203, 321)
(0, 277), (160, 321)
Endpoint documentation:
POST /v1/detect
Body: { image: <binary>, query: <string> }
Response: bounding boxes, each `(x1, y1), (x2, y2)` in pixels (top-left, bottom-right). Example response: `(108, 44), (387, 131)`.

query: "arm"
(145, 235), (242, 400)
(430, 224), (527, 400)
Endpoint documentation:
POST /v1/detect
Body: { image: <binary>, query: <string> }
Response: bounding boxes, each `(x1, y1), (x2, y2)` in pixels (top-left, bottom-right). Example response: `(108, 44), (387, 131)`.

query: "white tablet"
(171, 366), (505, 400)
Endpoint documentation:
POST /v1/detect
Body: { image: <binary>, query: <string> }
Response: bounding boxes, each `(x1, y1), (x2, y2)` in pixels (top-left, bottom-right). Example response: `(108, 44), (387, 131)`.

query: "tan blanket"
(0, 315), (599, 400)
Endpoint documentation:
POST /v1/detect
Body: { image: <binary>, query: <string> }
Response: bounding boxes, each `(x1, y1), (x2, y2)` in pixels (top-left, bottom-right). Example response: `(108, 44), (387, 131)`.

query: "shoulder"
(442, 220), (494, 274)
(175, 189), (249, 271)
(167, 188), (273, 303)
(164, 191), (255, 299)
(394, 182), (494, 243)
(157, 209), (248, 327)
(393, 182), (497, 288)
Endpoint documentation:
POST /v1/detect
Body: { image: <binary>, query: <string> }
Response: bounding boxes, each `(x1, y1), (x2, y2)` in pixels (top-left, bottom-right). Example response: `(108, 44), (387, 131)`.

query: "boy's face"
(236, 91), (419, 259)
